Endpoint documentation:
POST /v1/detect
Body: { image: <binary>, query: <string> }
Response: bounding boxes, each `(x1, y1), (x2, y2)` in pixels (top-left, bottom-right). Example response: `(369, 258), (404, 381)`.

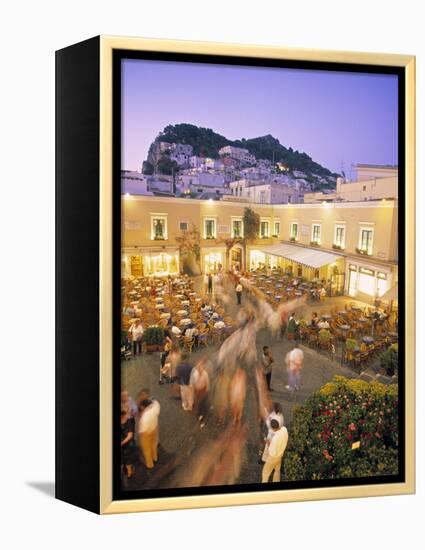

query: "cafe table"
(155, 304), (165, 310)
(177, 310), (188, 316)
(180, 318), (191, 326)
(340, 324), (351, 331)
(160, 312), (171, 319)
(362, 336), (374, 345)
(181, 300), (190, 306)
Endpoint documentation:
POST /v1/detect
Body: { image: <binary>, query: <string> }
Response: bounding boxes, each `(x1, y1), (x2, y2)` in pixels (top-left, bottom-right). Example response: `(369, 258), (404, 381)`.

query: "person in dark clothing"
(207, 273), (213, 294)
(261, 345), (274, 391)
(120, 408), (135, 478)
(176, 354), (194, 411)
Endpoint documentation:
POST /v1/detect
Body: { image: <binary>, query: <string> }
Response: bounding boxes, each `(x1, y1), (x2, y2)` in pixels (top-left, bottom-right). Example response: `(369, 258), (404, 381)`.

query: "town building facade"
(122, 196), (398, 305)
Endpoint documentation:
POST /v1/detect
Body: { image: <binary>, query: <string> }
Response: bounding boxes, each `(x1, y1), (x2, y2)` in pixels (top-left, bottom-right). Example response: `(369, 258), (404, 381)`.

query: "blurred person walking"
(191, 358), (210, 426)
(138, 398), (160, 469)
(285, 344), (304, 391)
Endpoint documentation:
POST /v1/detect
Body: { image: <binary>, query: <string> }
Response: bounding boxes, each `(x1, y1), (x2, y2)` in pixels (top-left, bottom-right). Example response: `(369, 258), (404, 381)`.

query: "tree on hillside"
(157, 155), (179, 176)
(142, 161), (154, 175)
(242, 207), (260, 270)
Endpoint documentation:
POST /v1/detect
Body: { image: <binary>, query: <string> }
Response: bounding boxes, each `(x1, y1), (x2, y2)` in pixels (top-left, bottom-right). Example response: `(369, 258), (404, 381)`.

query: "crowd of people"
(120, 270), (309, 487)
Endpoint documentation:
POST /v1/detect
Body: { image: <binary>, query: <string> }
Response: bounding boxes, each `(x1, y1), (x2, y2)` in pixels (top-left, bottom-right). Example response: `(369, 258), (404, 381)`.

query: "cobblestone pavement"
(121, 283), (364, 491)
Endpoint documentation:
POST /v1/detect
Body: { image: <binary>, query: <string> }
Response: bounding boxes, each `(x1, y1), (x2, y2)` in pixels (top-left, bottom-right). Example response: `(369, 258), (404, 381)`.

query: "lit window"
(260, 220), (270, 238)
(334, 225), (345, 248)
(359, 228), (373, 254)
(151, 215), (168, 240)
(273, 221), (280, 237)
(232, 219), (243, 238)
(290, 222), (298, 240)
(204, 218), (216, 239)
(311, 224), (321, 244)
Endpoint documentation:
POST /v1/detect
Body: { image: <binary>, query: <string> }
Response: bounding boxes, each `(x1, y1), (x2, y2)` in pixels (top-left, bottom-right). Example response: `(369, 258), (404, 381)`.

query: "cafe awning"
(260, 243), (341, 269)
(381, 282), (398, 302)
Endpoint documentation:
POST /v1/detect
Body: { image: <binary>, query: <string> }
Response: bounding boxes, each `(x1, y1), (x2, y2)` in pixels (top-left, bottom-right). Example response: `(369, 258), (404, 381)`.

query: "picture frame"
(55, 35), (415, 514)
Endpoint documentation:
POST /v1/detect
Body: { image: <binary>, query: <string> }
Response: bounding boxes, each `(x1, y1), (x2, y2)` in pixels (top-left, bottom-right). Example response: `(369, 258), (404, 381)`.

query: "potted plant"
(332, 244), (342, 250)
(310, 240), (319, 247)
(143, 326), (165, 352)
(290, 236), (297, 242)
(380, 343), (398, 376)
(355, 247), (370, 255)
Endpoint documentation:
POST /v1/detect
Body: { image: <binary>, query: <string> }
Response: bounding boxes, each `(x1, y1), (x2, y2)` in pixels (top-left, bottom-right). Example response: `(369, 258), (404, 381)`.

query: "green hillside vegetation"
(146, 123), (339, 187)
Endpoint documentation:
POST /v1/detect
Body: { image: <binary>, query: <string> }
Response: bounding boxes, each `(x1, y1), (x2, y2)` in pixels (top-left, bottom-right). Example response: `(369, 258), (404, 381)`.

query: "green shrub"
(380, 345), (398, 376)
(143, 326), (165, 346)
(283, 376), (399, 481)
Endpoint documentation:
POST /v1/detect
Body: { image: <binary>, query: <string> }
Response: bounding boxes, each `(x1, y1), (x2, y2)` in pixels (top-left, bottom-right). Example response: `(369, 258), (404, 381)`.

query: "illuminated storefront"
(249, 249), (278, 270)
(122, 250), (179, 277)
(203, 251), (223, 273)
(144, 251), (179, 276)
(347, 261), (394, 301)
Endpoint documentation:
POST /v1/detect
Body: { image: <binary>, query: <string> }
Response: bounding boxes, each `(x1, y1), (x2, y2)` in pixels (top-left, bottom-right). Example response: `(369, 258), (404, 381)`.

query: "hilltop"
(144, 123), (339, 188)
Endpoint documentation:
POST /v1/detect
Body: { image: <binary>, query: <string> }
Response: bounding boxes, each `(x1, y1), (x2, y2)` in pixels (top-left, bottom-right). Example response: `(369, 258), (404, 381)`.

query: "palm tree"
(242, 207), (260, 271)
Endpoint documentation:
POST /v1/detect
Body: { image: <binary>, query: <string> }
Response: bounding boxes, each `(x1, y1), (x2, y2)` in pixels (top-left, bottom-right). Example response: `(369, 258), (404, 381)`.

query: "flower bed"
(283, 376), (398, 481)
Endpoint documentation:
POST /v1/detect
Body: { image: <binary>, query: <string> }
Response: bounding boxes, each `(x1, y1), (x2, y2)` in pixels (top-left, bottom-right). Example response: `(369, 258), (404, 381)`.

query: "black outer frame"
(112, 50), (406, 502)
(56, 36), (101, 513)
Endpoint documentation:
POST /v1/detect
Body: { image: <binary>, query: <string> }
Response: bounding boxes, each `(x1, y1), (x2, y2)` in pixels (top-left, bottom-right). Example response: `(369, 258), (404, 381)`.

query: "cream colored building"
(122, 195), (398, 304)
(304, 165), (398, 203)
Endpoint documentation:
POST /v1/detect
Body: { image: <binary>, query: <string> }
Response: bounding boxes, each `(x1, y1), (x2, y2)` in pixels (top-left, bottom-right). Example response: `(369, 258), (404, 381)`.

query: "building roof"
(356, 164), (398, 169)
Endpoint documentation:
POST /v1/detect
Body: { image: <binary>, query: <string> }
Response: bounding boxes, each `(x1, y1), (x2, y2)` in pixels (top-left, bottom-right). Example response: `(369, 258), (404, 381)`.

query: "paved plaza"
(121, 287), (367, 491)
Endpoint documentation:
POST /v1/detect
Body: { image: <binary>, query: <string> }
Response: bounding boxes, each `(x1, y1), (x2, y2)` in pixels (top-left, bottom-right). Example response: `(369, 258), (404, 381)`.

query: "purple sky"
(122, 58), (398, 175)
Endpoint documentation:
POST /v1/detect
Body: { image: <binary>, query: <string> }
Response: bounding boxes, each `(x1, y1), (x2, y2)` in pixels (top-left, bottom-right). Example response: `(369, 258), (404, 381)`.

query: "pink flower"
(349, 422), (356, 431)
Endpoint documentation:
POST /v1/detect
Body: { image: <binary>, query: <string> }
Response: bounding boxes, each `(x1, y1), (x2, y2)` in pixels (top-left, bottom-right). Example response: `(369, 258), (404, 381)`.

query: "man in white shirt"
(138, 398), (160, 469)
(317, 319), (330, 329)
(129, 320), (144, 355)
(235, 282), (243, 305)
(262, 419), (288, 482)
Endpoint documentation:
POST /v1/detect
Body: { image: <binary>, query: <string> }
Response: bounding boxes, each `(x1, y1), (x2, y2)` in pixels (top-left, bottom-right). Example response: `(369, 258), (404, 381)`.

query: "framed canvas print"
(55, 36), (415, 514)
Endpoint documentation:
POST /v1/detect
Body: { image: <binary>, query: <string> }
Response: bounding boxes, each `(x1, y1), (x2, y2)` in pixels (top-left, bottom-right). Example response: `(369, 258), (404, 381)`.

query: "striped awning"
(260, 243), (341, 269)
